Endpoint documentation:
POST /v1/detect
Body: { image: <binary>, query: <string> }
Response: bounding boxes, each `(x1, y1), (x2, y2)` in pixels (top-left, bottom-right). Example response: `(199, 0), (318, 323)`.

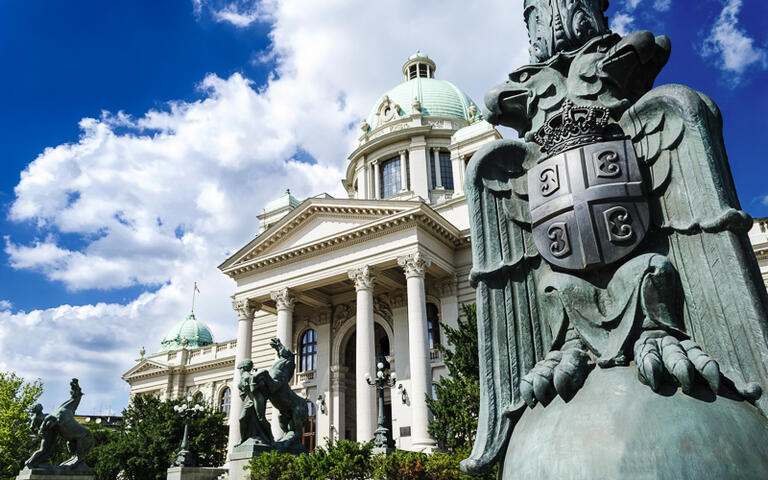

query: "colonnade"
(227, 250), (437, 458)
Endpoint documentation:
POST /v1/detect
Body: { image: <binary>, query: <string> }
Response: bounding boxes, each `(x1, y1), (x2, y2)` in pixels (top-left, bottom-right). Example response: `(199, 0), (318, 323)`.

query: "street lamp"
(366, 356), (396, 453)
(171, 398), (205, 467)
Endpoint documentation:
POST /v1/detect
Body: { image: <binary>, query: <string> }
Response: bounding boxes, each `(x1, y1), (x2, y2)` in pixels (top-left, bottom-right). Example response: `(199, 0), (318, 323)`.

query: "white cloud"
(611, 13), (635, 36)
(0, 300), (11, 310)
(195, 0), (266, 28)
(700, 0), (767, 82)
(4, 0), (528, 414)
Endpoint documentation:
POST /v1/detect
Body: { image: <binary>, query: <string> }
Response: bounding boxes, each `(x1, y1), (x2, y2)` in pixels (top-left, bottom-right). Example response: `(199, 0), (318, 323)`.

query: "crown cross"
(533, 100), (611, 156)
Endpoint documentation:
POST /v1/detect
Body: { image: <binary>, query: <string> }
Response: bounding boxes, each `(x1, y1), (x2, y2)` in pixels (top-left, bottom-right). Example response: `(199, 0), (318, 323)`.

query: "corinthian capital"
(232, 298), (259, 320)
(398, 251), (431, 278)
(270, 287), (296, 311)
(348, 265), (375, 291)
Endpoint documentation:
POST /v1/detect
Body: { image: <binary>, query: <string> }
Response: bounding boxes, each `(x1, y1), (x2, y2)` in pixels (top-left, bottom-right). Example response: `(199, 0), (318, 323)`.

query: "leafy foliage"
(0, 371), (43, 480)
(426, 303), (482, 452)
(246, 441), (493, 480)
(101, 395), (228, 480)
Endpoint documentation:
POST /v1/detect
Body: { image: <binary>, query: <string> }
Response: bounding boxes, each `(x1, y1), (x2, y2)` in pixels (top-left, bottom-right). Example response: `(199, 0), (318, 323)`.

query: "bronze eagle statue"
(462, 0), (768, 477)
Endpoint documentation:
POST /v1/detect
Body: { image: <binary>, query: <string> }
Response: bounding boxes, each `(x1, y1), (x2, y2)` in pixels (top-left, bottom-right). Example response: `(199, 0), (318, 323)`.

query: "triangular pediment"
(122, 359), (168, 380)
(219, 198), (421, 272)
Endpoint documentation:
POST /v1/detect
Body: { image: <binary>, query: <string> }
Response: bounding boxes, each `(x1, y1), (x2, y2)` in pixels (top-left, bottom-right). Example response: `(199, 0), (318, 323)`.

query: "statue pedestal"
(166, 466), (228, 480)
(502, 366), (768, 479)
(16, 468), (93, 480)
(229, 439), (306, 480)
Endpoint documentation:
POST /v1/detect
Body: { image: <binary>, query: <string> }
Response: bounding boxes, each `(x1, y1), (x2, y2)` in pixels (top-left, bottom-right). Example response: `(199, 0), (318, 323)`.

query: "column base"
(166, 466), (228, 480)
(410, 439), (437, 453)
(16, 467), (93, 480)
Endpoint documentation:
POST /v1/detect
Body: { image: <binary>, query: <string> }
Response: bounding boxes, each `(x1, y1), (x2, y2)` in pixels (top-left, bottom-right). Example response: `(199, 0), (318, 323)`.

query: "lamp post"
(171, 398), (205, 467)
(365, 356), (396, 453)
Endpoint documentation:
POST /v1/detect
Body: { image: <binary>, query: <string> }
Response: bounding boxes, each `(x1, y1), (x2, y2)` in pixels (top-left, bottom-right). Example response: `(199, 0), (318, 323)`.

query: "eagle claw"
(521, 348), (592, 407)
(634, 334), (720, 394)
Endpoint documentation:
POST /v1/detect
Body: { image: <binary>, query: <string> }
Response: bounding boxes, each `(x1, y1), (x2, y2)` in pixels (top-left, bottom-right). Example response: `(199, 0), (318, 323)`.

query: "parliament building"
(122, 52), (768, 455)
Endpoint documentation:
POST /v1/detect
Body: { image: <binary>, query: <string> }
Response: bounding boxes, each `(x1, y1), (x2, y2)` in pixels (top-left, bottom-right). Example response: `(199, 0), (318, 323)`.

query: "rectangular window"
(380, 157), (401, 198)
(439, 152), (453, 190)
(430, 151), (454, 190)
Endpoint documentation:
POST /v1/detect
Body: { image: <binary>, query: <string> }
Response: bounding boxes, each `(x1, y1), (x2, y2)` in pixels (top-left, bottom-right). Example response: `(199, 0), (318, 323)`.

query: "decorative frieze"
(398, 251), (431, 278)
(270, 287), (296, 311)
(348, 266), (376, 291)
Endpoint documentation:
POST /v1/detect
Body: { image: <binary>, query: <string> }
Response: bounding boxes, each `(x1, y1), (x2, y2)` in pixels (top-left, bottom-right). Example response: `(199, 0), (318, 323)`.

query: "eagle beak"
(484, 83), (532, 134)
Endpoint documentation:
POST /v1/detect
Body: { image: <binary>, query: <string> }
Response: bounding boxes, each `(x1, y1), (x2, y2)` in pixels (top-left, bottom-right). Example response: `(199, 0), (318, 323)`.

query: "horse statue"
(240, 338), (308, 449)
(25, 378), (95, 472)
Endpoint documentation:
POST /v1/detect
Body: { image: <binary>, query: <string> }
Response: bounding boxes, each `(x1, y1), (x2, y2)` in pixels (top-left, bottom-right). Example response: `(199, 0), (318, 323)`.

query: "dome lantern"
(402, 51), (436, 80)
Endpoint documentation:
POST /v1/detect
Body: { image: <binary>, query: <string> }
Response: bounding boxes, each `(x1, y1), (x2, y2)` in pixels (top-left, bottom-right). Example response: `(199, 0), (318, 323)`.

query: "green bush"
(246, 441), (495, 480)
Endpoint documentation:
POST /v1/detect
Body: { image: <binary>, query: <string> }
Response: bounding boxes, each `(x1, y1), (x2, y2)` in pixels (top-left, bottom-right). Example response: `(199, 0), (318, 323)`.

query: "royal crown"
(533, 100), (611, 155)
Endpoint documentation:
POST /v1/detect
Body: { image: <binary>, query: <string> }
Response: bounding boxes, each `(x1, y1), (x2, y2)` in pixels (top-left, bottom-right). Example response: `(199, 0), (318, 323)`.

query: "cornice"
(223, 205), (463, 279)
(219, 199), (418, 271)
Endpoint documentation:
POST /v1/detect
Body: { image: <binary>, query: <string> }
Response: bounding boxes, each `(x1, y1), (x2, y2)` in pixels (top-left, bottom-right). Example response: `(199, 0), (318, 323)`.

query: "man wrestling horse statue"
(25, 378), (94, 472)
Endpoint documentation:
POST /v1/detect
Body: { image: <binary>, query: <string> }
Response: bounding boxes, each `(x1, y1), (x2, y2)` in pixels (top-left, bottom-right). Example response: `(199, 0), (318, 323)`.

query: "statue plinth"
(165, 466), (228, 480)
(503, 366), (768, 479)
(229, 438), (306, 480)
(16, 467), (93, 480)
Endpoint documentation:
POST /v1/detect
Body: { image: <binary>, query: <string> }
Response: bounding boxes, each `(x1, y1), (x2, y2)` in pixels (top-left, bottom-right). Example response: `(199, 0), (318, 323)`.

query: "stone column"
(398, 251), (436, 451)
(399, 150), (408, 191)
(270, 287), (296, 349)
(227, 298), (259, 458)
(372, 160), (381, 199)
(451, 154), (465, 195)
(408, 137), (429, 199)
(348, 266), (377, 442)
(330, 365), (348, 444)
(432, 148), (442, 188)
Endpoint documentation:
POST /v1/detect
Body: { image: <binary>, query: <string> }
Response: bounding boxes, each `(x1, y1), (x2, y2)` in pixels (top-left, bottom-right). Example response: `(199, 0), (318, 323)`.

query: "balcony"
(429, 349), (442, 363)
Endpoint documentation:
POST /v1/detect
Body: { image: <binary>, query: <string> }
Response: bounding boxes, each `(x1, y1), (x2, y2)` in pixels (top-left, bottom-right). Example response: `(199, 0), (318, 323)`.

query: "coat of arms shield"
(528, 138), (649, 271)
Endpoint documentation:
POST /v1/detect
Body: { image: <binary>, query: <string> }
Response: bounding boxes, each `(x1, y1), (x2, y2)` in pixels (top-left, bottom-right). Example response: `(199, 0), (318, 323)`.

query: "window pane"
(439, 152), (453, 190)
(380, 158), (401, 198)
(220, 387), (231, 418)
(426, 303), (440, 349)
(300, 329), (317, 372)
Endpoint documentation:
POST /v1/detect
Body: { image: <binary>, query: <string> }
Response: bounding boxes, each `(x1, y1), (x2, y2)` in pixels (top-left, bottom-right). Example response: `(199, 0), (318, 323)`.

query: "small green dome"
(263, 189), (300, 214)
(364, 53), (478, 132)
(160, 313), (214, 352)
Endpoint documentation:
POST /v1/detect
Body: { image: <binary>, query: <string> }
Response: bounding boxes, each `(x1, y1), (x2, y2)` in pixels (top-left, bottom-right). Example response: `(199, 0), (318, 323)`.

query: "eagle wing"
(620, 84), (768, 413)
(461, 139), (556, 473)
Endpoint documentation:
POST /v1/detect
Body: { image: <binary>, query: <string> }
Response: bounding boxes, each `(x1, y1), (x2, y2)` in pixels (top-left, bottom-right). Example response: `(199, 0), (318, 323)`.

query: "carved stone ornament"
(348, 266), (375, 291)
(270, 288), (296, 311)
(376, 95), (401, 125)
(398, 251), (431, 278)
(412, 96), (421, 113)
(232, 298), (259, 320)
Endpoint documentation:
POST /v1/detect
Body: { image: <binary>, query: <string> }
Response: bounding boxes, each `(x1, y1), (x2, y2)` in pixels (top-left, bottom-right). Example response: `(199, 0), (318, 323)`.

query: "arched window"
(300, 329), (317, 372)
(426, 303), (441, 349)
(302, 400), (316, 453)
(220, 387), (231, 418)
(193, 392), (204, 404)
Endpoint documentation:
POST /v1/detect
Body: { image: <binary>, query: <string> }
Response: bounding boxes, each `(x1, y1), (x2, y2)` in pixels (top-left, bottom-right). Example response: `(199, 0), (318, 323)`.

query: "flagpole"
(192, 282), (196, 314)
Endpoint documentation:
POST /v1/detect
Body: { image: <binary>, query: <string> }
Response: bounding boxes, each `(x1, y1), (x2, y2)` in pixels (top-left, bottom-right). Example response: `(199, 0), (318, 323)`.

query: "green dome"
(160, 313), (214, 352)
(263, 189), (300, 214)
(364, 52), (478, 132)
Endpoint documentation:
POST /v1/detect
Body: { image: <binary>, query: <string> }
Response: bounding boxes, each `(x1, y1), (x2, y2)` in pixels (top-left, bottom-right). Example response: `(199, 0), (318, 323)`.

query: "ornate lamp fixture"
(171, 398), (205, 467)
(365, 356), (396, 453)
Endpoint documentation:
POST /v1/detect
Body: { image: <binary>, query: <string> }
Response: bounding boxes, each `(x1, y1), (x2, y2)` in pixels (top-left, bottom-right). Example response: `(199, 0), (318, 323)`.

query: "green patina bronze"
(23, 379), (94, 474)
(234, 338), (308, 455)
(462, 0), (768, 477)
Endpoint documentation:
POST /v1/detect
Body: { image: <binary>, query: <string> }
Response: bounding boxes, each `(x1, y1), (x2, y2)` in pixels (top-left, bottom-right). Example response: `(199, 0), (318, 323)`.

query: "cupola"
(160, 312), (214, 352)
(402, 51), (436, 80)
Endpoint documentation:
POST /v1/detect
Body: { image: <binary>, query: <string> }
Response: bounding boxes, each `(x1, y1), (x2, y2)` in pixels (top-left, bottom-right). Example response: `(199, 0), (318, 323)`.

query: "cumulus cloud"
(610, 0), (672, 36)
(4, 0), (528, 413)
(194, 0), (266, 27)
(700, 0), (767, 83)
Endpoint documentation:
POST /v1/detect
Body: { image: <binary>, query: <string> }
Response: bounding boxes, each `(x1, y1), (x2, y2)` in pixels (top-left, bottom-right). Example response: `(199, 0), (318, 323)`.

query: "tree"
(102, 395), (228, 480)
(0, 371), (43, 480)
(426, 303), (481, 452)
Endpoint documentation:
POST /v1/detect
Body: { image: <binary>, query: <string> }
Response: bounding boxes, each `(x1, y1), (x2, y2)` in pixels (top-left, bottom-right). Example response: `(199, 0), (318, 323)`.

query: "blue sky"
(0, 0), (766, 414)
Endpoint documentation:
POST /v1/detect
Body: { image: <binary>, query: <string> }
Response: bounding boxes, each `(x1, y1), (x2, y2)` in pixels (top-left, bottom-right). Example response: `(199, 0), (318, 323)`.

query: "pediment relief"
(222, 202), (414, 270)
(123, 360), (168, 379)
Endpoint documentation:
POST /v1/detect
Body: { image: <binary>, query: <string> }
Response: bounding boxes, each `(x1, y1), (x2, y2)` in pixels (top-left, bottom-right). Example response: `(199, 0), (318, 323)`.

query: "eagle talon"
(521, 348), (591, 407)
(634, 334), (721, 395)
